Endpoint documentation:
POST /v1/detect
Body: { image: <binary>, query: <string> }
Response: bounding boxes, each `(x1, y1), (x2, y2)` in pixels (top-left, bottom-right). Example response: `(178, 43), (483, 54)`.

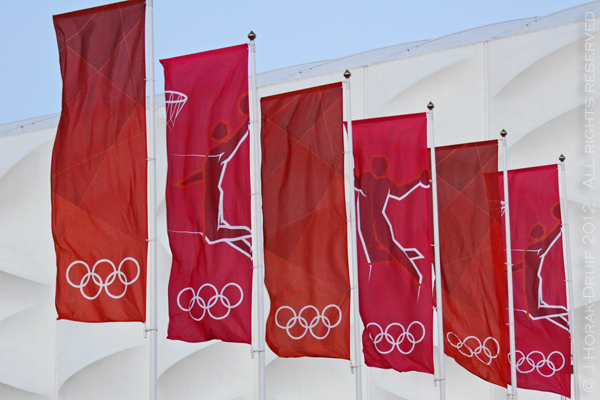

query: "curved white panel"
(0, 7), (597, 400)
(0, 304), (56, 396)
(0, 128), (55, 181)
(56, 320), (145, 388)
(0, 382), (48, 400)
(509, 104), (582, 171)
(158, 342), (253, 400)
(380, 54), (485, 145)
(0, 141), (55, 284)
(266, 357), (354, 400)
(368, 46), (478, 119)
(59, 346), (148, 400)
(488, 23), (583, 98)
(490, 38), (583, 145)
(0, 271), (48, 323)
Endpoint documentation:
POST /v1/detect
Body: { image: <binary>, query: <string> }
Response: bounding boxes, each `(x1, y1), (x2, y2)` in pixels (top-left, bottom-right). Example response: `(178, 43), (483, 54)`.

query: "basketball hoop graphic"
(165, 90), (188, 128)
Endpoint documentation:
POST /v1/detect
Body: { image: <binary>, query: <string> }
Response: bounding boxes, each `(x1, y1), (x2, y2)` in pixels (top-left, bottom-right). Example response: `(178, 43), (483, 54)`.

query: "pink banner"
(161, 44), (252, 344)
(506, 165), (570, 397)
(353, 113), (434, 373)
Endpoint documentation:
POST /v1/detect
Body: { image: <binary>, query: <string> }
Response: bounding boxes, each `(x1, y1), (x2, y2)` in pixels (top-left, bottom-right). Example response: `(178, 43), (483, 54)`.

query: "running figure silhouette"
(355, 156), (430, 285)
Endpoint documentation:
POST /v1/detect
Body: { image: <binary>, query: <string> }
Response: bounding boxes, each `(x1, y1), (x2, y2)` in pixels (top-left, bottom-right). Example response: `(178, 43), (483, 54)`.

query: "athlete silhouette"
(513, 204), (568, 330)
(173, 118), (252, 258)
(355, 156), (430, 285)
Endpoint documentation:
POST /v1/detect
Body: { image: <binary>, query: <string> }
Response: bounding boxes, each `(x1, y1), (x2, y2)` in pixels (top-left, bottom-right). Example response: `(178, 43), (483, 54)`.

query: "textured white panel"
(370, 385), (407, 400)
(377, 50), (486, 146)
(158, 342), (253, 400)
(487, 23), (583, 98)
(266, 357), (355, 400)
(0, 141), (55, 284)
(56, 320), (145, 388)
(0, 382), (48, 400)
(0, 271), (47, 323)
(490, 36), (583, 146)
(0, 304), (56, 396)
(367, 46), (479, 120)
(0, 128), (55, 180)
(59, 345), (148, 400)
(1, 5), (599, 400)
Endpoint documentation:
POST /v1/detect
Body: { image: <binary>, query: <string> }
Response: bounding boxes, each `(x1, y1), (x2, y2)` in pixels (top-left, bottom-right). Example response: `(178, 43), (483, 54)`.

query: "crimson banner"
(505, 165), (570, 397)
(353, 114), (434, 373)
(161, 45), (252, 343)
(261, 83), (350, 359)
(52, 0), (147, 322)
(436, 140), (508, 387)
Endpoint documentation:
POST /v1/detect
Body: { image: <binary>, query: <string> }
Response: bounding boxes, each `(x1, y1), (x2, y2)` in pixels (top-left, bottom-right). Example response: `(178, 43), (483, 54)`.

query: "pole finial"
(427, 102), (434, 110)
(559, 154), (566, 162)
(344, 69), (351, 79)
(500, 129), (507, 137)
(248, 31), (256, 41)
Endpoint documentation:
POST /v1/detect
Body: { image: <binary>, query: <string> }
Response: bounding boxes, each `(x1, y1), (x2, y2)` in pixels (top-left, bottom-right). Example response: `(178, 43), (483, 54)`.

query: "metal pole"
(427, 102), (446, 400)
(146, 1), (158, 399)
(500, 130), (518, 399)
(344, 69), (363, 400)
(559, 155), (581, 400)
(248, 32), (266, 400)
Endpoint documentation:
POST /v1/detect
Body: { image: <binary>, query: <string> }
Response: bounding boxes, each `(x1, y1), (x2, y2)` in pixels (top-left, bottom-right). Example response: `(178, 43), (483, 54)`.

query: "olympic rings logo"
(367, 321), (426, 355)
(66, 258), (140, 300)
(447, 332), (500, 365)
(275, 305), (342, 340)
(512, 350), (565, 377)
(177, 283), (243, 321)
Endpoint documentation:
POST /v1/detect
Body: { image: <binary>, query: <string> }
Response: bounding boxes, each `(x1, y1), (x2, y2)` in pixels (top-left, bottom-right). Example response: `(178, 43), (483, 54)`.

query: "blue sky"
(0, 0), (593, 125)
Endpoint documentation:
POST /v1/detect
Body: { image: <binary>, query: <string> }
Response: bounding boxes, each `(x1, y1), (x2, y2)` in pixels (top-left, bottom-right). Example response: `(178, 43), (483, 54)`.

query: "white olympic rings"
(367, 321), (426, 355)
(66, 257), (140, 300)
(275, 304), (342, 340)
(512, 350), (565, 377)
(177, 283), (243, 321)
(447, 332), (500, 365)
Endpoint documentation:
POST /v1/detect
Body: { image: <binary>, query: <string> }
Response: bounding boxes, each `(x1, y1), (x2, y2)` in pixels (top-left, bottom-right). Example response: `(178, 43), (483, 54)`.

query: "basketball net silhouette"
(165, 90), (188, 127)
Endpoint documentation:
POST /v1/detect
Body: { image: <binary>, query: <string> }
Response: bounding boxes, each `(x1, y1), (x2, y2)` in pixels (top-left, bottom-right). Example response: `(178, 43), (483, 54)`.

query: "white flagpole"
(248, 31), (266, 400)
(427, 102), (446, 400)
(146, 1), (158, 399)
(343, 70), (363, 400)
(500, 130), (518, 399)
(559, 155), (581, 400)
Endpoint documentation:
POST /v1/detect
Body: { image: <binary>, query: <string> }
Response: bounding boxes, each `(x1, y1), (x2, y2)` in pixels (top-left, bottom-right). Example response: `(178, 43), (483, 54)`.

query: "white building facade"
(0, 3), (598, 399)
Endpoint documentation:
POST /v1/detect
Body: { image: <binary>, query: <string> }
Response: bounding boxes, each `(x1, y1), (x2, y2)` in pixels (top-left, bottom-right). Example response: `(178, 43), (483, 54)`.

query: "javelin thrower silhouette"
(170, 118), (252, 259)
(355, 156), (430, 290)
(513, 204), (568, 331)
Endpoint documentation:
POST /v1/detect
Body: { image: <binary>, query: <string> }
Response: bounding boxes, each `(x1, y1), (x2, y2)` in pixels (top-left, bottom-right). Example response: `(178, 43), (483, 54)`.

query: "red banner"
(352, 114), (434, 373)
(161, 45), (252, 343)
(261, 83), (350, 359)
(436, 140), (508, 387)
(505, 165), (570, 397)
(52, 0), (147, 322)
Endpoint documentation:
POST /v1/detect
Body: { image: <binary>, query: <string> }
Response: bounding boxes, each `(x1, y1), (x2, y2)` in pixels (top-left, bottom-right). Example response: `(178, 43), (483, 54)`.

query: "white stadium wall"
(0, 3), (598, 399)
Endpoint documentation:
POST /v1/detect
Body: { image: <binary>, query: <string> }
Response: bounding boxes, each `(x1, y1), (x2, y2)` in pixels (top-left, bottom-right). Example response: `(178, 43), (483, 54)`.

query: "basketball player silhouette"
(513, 204), (567, 329)
(176, 119), (252, 258)
(355, 156), (429, 285)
